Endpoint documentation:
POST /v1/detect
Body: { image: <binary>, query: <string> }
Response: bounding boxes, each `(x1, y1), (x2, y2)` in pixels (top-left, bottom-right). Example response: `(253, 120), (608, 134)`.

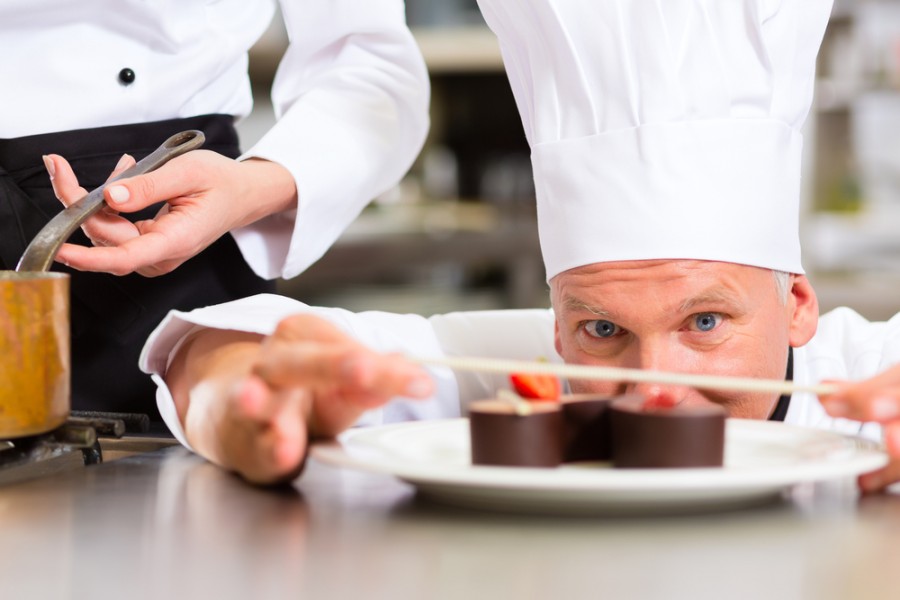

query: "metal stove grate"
(0, 413), (148, 479)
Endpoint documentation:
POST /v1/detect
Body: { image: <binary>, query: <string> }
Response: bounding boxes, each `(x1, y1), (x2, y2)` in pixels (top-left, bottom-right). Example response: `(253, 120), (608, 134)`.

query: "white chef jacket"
(0, 0), (430, 279)
(140, 295), (886, 450)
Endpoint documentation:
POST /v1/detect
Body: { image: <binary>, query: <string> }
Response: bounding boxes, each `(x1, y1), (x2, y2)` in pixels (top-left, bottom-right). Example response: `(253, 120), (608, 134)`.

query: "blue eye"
(693, 313), (721, 332)
(585, 320), (619, 338)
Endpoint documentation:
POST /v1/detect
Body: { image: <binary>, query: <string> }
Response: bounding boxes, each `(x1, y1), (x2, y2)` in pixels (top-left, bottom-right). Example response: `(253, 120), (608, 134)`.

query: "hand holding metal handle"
(16, 129), (206, 272)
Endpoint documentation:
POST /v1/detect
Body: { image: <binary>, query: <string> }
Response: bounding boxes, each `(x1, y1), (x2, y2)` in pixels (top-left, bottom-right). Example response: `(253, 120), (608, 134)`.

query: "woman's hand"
(44, 151), (296, 277)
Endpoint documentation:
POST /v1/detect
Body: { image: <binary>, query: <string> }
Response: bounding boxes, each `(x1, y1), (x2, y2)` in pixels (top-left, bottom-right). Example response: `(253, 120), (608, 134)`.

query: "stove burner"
(0, 413), (143, 472)
(71, 410), (150, 434)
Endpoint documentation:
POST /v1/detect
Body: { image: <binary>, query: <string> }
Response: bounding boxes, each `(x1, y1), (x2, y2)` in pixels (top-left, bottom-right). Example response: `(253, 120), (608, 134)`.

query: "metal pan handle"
(16, 129), (206, 272)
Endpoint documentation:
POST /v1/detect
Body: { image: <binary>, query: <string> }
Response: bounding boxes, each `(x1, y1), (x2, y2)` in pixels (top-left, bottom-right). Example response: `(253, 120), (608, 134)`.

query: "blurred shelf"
(412, 26), (504, 73)
(339, 199), (499, 241)
(808, 271), (900, 322)
(804, 210), (900, 272)
(279, 201), (545, 311)
(815, 79), (859, 113)
(292, 284), (509, 315)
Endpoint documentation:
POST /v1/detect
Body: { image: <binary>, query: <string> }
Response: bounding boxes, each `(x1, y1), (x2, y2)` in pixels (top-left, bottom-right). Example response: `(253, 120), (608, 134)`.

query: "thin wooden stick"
(496, 389), (533, 416)
(410, 355), (838, 396)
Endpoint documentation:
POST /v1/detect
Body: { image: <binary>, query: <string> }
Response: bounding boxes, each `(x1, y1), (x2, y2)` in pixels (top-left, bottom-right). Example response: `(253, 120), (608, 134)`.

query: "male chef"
(138, 0), (900, 489)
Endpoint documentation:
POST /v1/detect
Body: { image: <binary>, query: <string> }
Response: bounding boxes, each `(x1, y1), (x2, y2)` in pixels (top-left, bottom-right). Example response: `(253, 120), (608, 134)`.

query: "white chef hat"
(478, 0), (833, 280)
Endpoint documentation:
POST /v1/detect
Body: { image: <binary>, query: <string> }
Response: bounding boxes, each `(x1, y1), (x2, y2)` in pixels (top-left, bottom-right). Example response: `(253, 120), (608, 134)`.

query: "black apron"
(0, 115), (275, 421)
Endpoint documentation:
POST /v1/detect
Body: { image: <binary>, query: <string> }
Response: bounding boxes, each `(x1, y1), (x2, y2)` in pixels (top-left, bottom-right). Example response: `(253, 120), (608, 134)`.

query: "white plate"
(311, 418), (888, 515)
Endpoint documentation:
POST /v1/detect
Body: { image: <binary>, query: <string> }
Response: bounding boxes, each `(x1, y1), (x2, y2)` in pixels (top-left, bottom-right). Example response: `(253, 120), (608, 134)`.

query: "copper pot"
(0, 130), (205, 439)
(0, 271), (70, 438)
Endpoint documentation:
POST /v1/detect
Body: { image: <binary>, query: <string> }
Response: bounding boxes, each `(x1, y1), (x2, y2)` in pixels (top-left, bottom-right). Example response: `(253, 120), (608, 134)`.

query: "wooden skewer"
(410, 355), (839, 397)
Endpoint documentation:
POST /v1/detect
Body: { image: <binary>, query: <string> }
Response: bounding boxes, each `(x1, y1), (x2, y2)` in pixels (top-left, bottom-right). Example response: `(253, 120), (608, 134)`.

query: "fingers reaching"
(252, 314), (435, 438)
(175, 317), (436, 484)
(820, 372), (900, 424)
(256, 314), (434, 402)
(255, 344), (435, 440)
(254, 343), (433, 404)
(818, 369), (900, 494)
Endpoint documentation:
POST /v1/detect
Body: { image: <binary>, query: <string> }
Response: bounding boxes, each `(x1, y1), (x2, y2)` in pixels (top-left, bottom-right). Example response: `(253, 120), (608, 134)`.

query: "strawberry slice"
(642, 392), (677, 411)
(510, 372), (561, 401)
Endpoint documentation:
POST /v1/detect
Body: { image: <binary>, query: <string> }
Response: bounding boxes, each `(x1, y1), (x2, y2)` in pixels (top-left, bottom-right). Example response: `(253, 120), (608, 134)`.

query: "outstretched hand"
(820, 366), (900, 494)
(43, 151), (296, 277)
(166, 314), (435, 485)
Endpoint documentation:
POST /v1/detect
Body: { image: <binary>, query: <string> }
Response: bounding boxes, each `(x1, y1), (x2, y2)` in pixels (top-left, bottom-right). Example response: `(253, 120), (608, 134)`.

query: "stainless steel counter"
(2, 445), (900, 600)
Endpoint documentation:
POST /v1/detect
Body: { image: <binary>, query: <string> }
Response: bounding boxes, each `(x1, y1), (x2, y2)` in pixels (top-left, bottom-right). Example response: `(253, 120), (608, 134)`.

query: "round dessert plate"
(310, 418), (888, 515)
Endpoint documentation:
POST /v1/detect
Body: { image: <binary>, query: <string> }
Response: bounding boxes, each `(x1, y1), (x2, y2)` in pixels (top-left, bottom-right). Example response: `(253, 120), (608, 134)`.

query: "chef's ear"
(788, 274), (819, 348)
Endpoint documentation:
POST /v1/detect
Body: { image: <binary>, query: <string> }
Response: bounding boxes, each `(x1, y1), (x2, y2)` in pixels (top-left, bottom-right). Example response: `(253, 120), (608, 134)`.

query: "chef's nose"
(629, 382), (687, 406)
(625, 342), (691, 403)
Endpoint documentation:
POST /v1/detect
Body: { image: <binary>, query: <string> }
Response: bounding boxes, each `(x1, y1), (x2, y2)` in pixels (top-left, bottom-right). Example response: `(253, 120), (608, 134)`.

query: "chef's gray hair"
(773, 270), (790, 305)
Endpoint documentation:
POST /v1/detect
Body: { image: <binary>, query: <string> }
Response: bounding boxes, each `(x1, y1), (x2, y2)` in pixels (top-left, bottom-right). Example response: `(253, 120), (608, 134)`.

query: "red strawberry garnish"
(510, 372), (561, 401)
(642, 392), (677, 411)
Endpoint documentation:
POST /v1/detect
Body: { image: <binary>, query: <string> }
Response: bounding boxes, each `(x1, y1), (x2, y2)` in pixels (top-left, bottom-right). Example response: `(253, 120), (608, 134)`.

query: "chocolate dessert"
(468, 400), (564, 467)
(560, 395), (614, 462)
(609, 395), (726, 468)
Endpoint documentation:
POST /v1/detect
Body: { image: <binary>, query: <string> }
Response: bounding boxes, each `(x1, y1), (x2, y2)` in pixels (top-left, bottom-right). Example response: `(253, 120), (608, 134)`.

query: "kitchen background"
(239, 0), (900, 320)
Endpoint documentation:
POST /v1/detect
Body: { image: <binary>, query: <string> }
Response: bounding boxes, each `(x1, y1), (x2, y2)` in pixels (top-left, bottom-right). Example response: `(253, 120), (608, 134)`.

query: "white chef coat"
(0, 0), (429, 279)
(139, 295), (886, 450)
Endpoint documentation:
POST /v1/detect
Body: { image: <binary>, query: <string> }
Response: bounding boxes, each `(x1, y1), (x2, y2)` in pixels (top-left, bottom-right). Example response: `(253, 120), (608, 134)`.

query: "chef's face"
(551, 260), (819, 419)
